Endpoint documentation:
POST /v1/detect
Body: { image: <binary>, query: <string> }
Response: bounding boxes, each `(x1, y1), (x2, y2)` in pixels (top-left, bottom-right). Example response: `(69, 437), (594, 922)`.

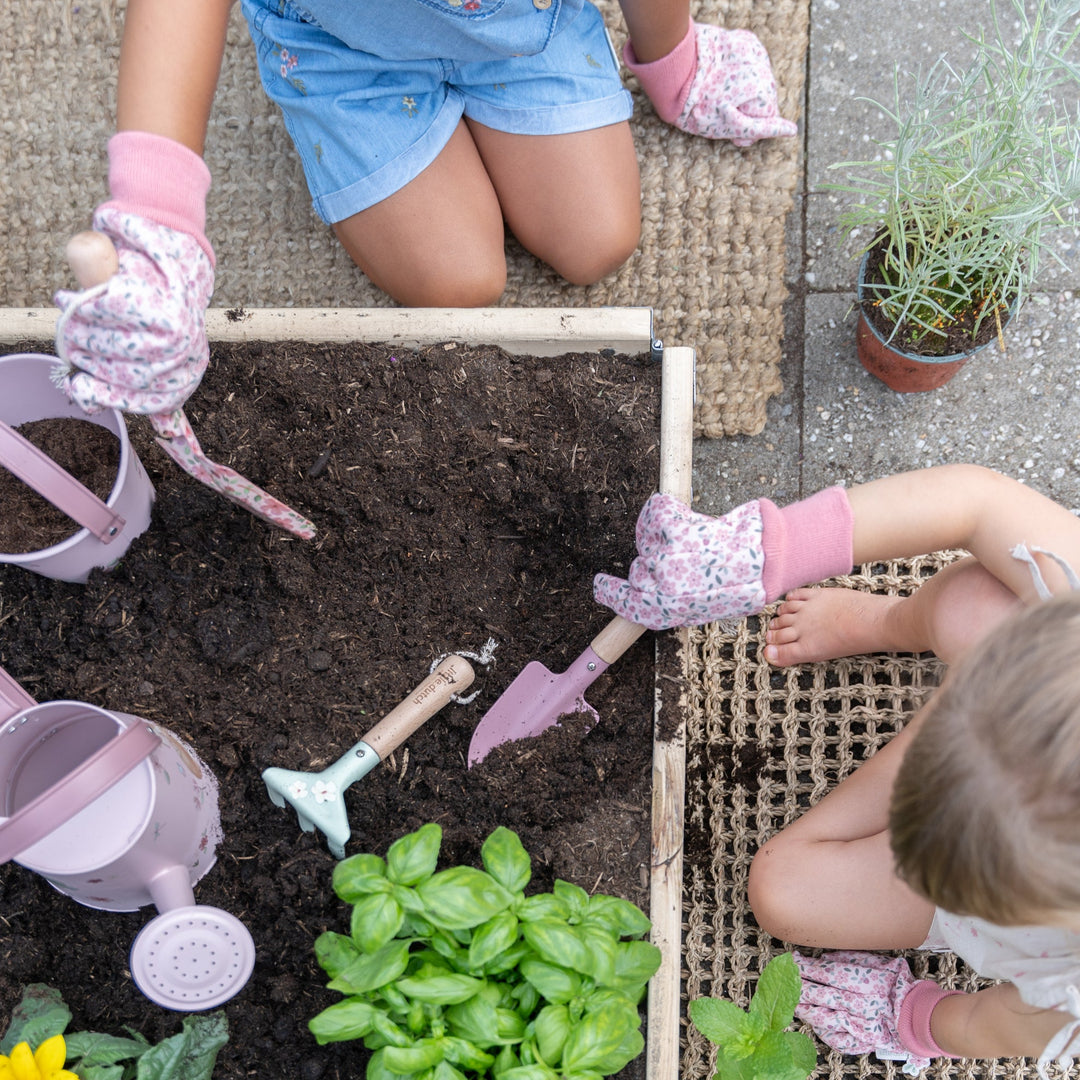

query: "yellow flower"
(0, 1035), (80, 1080)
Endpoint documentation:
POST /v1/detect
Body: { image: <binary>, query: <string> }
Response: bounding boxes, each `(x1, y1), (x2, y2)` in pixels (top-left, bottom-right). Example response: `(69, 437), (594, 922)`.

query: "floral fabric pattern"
(53, 207), (213, 416)
(592, 492), (767, 630)
(793, 951), (931, 1075)
(676, 24), (798, 146)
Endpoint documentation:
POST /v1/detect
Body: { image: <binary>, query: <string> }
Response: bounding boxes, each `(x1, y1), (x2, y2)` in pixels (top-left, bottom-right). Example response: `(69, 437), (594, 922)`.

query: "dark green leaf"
(1, 984), (71, 1054)
(314, 932), (362, 979)
(133, 1012), (228, 1080)
(65, 1032), (150, 1066)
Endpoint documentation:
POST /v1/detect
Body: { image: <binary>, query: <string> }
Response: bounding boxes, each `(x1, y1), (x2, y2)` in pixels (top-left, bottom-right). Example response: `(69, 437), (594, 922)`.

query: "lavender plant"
(828, 0), (1080, 354)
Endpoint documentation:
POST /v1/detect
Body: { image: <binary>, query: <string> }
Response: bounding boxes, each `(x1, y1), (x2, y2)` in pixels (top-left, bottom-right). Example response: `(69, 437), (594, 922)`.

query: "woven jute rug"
(0, 0), (805, 437)
(679, 553), (1050, 1080)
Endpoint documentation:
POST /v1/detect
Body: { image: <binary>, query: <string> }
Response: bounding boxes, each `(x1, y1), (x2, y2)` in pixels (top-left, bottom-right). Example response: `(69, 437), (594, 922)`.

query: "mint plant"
(688, 954), (815, 1080)
(0, 983), (228, 1080)
(309, 823), (661, 1080)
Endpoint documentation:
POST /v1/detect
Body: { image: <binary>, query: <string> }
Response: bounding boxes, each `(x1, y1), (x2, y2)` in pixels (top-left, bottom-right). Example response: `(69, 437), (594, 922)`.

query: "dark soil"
(0, 419), (120, 552)
(0, 340), (663, 1079)
(859, 232), (1012, 357)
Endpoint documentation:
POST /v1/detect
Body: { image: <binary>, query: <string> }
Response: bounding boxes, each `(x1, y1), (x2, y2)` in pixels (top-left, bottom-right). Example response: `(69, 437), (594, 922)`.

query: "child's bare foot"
(763, 588), (911, 666)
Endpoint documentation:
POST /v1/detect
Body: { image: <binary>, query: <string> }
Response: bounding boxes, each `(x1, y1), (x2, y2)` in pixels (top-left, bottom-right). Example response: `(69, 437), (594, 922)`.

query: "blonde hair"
(890, 593), (1080, 925)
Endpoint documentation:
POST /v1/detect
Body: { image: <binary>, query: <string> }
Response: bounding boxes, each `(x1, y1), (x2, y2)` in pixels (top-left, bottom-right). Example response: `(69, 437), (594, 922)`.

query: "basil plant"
(309, 824), (661, 1080)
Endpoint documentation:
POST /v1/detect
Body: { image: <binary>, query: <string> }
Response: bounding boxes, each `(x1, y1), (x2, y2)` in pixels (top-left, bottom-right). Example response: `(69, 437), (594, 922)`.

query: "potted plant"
(828, 0), (1080, 391)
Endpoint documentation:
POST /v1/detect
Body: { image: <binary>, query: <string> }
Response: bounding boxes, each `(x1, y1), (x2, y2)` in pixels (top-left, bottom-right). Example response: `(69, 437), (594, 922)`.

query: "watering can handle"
(0, 720), (160, 865)
(362, 654), (475, 759)
(0, 420), (126, 544)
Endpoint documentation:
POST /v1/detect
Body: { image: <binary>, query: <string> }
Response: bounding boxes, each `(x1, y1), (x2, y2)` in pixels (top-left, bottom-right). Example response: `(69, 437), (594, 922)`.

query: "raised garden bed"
(0, 313), (692, 1080)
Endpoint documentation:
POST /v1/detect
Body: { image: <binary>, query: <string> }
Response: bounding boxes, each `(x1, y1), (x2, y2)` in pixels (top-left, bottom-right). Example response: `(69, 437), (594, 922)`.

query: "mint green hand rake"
(262, 655), (474, 858)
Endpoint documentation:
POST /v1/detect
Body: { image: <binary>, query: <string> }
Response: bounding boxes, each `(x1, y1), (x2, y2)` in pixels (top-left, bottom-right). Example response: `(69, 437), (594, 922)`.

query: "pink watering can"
(0, 352), (155, 583)
(0, 666), (255, 1011)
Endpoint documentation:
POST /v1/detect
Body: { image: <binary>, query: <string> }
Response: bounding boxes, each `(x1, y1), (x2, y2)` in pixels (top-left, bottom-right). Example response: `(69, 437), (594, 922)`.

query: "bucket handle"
(0, 419), (126, 545)
(0, 717), (160, 865)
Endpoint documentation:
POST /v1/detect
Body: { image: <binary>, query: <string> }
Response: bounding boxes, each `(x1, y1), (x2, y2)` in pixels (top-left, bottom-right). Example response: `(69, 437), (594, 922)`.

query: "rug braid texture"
(1, 0), (806, 437)
(680, 553), (1053, 1080)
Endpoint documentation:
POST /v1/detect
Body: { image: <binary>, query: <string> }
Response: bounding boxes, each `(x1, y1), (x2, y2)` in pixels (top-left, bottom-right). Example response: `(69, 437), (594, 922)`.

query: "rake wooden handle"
(363, 654), (475, 759)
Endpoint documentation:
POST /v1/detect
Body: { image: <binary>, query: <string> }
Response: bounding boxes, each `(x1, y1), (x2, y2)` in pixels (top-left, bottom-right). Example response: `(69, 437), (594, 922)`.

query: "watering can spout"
(147, 863), (198, 914)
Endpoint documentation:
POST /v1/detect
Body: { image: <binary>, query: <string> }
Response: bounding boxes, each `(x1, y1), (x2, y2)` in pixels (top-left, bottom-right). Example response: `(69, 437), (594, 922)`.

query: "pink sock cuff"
(102, 131), (214, 266)
(759, 486), (854, 603)
(622, 19), (697, 124)
(897, 981), (964, 1060)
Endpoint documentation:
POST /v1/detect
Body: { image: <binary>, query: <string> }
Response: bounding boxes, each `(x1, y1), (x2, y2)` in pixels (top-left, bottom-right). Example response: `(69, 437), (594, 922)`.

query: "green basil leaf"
(482, 941), (534, 977)
(512, 982), (541, 1019)
(518, 959), (581, 1004)
(395, 971), (484, 1005)
(495, 1008), (527, 1044)
(582, 896), (652, 939)
(329, 939), (411, 995)
(366, 1048), (397, 1080)
(514, 895), (570, 923)
(610, 941), (662, 992)
(552, 880), (589, 919)
(382, 1040), (446, 1074)
(314, 932), (362, 979)
(334, 853), (391, 902)
(748, 954), (802, 1034)
(417, 866), (514, 930)
(480, 827), (532, 893)
(533, 1004), (570, 1066)
(560, 1004), (638, 1074)
(351, 893), (406, 953)
(493, 1044), (521, 1077)
(496, 1066), (558, 1080)
(576, 926), (617, 985)
(387, 824), (443, 887)
(521, 921), (592, 976)
(309, 999), (379, 1045)
(65, 1032), (149, 1067)
(445, 993), (499, 1046)
(468, 912), (520, 971)
(433, 1059), (469, 1080)
(370, 1012), (412, 1048)
(441, 1036), (495, 1072)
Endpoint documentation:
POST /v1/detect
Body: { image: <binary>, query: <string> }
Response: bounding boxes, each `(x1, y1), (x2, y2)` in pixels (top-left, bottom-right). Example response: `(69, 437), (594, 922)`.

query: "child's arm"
(593, 464), (1080, 629)
(616, 0), (797, 145)
(53, 0), (231, 417)
(848, 465), (1080, 604)
(931, 982), (1077, 1061)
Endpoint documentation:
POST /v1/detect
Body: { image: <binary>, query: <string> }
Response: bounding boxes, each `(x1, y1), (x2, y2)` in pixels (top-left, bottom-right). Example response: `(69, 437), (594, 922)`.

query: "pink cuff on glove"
(759, 486), (854, 602)
(101, 131), (214, 265)
(897, 981), (964, 1060)
(622, 19), (696, 124)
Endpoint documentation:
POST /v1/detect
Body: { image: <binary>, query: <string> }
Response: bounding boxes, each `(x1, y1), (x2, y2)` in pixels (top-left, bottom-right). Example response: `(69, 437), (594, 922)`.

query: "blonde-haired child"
(594, 464), (1080, 1074)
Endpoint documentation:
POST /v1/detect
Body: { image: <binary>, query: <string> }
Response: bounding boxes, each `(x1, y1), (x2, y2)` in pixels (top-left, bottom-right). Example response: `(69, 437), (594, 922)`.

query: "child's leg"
(466, 120), (641, 286)
(748, 717), (936, 949)
(332, 122), (508, 307)
(764, 556), (1020, 668)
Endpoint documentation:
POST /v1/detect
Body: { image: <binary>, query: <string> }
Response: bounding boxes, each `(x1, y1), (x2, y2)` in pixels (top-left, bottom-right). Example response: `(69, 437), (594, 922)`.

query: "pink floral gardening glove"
(624, 20), (798, 146)
(593, 492), (767, 630)
(794, 951), (963, 1076)
(593, 488), (854, 631)
(54, 132), (215, 416)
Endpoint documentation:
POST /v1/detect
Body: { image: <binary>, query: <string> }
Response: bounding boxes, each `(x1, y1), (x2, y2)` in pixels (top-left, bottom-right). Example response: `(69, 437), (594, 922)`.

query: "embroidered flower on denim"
(402, 96), (418, 117)
(273, 43), (307, 94)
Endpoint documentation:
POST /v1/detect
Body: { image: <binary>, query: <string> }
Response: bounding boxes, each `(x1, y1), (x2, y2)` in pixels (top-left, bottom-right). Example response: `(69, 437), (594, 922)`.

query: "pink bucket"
(0, 667), (254, 1010)
(0, 353), (154, 584)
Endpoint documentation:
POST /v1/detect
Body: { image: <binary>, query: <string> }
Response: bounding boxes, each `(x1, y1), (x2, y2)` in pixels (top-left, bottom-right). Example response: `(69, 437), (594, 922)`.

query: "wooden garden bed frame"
(0, 305), (693, 1080)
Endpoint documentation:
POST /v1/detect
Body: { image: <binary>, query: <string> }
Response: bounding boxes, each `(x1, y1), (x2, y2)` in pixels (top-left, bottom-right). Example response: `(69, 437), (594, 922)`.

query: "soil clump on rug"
(0, 340), (662, 1079)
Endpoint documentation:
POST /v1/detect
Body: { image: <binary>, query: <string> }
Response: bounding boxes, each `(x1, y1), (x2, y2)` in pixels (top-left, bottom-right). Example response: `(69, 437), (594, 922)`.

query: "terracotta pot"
(855, 252), (1012, 393)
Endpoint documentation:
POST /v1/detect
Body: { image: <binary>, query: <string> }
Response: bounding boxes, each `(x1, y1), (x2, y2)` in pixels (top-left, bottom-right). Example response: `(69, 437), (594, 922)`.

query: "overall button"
(533, 0), (552, 9)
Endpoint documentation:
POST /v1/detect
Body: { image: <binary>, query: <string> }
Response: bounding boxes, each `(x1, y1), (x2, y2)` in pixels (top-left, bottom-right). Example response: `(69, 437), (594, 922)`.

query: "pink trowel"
(62, 231), (316, 539)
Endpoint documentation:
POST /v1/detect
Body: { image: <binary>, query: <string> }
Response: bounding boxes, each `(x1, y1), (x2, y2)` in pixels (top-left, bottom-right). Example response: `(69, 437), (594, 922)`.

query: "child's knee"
(546, 217), (641, 286)
(747, 839), (803, 941)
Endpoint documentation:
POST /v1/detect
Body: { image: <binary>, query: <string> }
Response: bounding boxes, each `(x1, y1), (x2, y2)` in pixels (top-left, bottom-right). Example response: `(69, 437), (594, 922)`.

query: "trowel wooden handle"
(590, 615), (647, 666)
(363, 654), (475, 759)
(67, 230), (119, 288)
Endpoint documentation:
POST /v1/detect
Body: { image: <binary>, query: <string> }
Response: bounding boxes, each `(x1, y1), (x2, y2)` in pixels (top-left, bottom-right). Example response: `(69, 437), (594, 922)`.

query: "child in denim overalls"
(54, 0), (795, 418)
(592, 463), (1080, 1075)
